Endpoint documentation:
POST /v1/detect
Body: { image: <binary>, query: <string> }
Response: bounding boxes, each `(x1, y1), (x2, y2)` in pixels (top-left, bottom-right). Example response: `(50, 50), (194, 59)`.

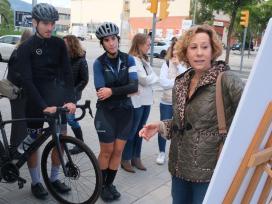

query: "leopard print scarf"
(174, 65), (226, 128)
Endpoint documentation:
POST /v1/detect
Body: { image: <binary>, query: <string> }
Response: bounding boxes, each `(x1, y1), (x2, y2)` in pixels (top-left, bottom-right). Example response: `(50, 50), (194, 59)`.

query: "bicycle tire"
(41, 136), (102, 204)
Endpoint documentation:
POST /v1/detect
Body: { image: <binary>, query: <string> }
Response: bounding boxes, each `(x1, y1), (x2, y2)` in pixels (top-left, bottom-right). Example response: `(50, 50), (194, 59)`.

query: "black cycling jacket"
(16, 34), (75, 110)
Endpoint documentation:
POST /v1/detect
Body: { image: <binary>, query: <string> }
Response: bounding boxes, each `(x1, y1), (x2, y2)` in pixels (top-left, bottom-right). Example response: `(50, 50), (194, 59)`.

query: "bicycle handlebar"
(75, 100), (93, 121)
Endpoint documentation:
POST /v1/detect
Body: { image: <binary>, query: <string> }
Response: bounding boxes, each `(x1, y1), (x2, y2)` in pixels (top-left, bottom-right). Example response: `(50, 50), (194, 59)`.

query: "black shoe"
(31, 183), (48, 199)
(51, 179), (71, 194)
(100, 185), (114, 202)
(108, 184), (121, 200)
(69, 146), (83, 155)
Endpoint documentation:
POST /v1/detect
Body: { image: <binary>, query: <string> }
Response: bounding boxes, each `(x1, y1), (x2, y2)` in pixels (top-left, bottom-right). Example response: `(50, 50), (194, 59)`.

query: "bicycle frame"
(0, 100), (92, 178)
(0, 113), (67, 172)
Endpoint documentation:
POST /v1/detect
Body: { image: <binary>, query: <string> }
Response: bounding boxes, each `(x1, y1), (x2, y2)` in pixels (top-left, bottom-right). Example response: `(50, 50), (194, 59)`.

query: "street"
(0, 41), (255, 204)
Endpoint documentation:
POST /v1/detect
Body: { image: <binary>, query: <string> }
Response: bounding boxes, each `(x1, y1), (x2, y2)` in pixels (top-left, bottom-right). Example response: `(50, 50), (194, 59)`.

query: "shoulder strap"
(216, 72), (227, 134)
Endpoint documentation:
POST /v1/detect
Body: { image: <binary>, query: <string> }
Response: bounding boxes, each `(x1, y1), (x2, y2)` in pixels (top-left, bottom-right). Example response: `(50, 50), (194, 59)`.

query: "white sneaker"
(156, 152), (166, 165)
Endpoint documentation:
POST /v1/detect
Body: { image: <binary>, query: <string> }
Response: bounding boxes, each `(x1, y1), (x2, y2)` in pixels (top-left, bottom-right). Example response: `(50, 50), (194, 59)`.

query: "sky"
(22, 0), (70, 8)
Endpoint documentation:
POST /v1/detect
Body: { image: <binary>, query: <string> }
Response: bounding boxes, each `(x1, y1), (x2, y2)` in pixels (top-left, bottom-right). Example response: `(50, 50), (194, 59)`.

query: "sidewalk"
(0, 63), (172, 204)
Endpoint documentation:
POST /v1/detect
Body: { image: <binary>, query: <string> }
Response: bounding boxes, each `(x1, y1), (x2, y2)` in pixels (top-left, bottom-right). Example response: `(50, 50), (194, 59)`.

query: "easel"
(223, 101), (272, 204)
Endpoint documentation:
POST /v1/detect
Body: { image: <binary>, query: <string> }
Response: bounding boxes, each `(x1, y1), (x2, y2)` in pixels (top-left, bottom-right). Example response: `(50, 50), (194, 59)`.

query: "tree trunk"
(225, 0), (241, 63)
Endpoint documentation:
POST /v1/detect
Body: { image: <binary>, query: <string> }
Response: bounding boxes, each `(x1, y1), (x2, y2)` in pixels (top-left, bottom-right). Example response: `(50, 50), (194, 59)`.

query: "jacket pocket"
(194, 130), (221, 171)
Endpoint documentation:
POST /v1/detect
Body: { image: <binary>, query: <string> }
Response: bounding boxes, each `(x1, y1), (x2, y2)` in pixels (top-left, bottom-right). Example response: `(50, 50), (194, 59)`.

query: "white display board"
(204, 18), (272, 204)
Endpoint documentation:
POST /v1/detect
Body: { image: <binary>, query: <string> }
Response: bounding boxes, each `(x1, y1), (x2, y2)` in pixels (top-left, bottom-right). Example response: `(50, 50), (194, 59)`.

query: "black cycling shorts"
(94, 106), (133, 143)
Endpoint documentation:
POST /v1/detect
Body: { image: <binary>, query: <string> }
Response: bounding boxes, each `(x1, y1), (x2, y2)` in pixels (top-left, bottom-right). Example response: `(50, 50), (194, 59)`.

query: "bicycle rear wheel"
(41, 136), (102, 204)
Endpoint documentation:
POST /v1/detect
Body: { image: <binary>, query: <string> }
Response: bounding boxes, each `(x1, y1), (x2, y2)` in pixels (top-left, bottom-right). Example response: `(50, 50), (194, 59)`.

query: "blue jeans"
(67, 113), (81, 129)
(158, 103), (173, 152)
(122, 105), (151, 160)
(171, 176), (209, 204)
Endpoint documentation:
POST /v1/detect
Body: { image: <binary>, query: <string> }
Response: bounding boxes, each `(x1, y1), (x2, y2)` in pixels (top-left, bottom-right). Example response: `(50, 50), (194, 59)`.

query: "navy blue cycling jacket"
(93, 51), (138, 105)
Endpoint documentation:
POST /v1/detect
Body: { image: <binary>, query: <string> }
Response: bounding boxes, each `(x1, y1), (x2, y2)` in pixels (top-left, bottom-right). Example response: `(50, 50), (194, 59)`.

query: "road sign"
(15, 11), (32, 27)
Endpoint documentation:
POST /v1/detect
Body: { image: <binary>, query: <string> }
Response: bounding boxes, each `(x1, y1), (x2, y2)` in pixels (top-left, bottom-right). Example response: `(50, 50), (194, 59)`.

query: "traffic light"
(159, 0), (169, 20)
(240, 10), (249, 27)
(146, 0), (158, 14)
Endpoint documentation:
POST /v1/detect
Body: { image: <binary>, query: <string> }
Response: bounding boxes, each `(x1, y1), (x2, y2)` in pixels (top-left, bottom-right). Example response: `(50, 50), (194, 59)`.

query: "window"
(0, 36), (13, 44)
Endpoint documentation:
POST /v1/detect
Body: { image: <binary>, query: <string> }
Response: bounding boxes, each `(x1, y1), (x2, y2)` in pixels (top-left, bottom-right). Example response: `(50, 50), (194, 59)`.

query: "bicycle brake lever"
(85, 100), (93, 118)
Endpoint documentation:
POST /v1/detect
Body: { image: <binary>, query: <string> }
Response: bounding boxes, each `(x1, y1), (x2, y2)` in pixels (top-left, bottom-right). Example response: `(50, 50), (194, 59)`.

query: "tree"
(250, 0), (272, 41)
(0, 0), (13, 27)
(196, 0), (264, 63)
(190, 0), (214, 25)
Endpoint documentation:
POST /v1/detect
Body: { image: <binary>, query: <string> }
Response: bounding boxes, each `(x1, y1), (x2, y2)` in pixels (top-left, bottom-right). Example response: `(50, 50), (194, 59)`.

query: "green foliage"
(192, 0), (267, 62)
(0, 0), (14, 26)
(0, 26), (21, 36)
(249, 0), (272, 37)
(0, 0), (21, 36)
(190, 0), (214, 24)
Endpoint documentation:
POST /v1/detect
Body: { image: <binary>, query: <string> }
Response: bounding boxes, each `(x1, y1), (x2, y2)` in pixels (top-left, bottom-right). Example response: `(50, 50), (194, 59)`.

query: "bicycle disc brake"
(65, 161), (80, 179)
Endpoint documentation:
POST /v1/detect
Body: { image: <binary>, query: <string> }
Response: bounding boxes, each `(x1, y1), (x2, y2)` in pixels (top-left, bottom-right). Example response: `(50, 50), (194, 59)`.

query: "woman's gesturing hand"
(139, 122), (161, 141)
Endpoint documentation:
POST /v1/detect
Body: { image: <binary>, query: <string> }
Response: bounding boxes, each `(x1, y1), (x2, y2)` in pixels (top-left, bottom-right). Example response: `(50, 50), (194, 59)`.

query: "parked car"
(0, 35), (21, 62)
(149, 40), (171, 59)
(231, 42), (254, 51)
(231, 43), (241, 51)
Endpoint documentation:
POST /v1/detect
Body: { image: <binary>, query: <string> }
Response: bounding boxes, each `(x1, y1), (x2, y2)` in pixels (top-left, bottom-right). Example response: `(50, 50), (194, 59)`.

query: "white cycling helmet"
(95, 22), (119, 40)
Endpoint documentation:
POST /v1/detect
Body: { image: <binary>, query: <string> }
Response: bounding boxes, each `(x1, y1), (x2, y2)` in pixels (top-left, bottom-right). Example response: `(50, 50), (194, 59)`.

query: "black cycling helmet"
(95, 22), (119, 40)
(32, 3), (59, 22)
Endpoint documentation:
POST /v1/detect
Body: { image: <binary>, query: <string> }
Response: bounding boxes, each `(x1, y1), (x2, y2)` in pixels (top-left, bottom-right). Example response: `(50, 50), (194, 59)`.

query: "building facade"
(70, 0), (190, 39)
(129, 0), (190, 39)
(55, 7), (71, 32)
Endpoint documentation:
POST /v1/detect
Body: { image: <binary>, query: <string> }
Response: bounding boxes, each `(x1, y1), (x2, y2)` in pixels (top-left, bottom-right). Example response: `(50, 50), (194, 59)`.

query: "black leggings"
(9, 96), (28, 147)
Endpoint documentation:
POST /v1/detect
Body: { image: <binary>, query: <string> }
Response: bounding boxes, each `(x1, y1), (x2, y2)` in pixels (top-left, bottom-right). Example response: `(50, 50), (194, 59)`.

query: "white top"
(160, 60), (187, 105)
(130, 57), (159, 108)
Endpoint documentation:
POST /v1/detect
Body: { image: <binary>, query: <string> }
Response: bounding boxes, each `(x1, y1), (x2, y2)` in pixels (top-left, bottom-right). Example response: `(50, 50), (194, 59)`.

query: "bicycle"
(0, 99), (102, 204)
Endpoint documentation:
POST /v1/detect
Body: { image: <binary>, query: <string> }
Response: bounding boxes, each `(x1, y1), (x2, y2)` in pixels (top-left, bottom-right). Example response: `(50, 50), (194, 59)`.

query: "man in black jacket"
(15, 3), (76, 199)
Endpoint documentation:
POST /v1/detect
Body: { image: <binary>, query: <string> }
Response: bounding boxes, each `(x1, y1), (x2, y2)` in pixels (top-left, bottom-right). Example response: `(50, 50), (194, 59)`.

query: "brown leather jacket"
(162, 67), (244, 182)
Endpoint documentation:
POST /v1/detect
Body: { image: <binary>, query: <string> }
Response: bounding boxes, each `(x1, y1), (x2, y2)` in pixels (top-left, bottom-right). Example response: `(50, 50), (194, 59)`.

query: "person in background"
(121, 33), (158, 173)
(156, 39), (187, 165)
(63, 35), (89, 154)
(8, 29), (32, 158)
(93, 22), (138, 202)
(139, 24), (244, 204)
(215, 60), (230, 70)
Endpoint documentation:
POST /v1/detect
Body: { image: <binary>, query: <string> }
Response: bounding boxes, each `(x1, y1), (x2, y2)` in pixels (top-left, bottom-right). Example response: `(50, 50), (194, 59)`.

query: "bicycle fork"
(52, 118), (74, 177)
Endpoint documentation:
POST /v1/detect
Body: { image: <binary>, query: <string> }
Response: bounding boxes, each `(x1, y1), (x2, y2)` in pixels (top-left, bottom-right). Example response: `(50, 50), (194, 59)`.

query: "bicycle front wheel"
(41, 136), (102, 204)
